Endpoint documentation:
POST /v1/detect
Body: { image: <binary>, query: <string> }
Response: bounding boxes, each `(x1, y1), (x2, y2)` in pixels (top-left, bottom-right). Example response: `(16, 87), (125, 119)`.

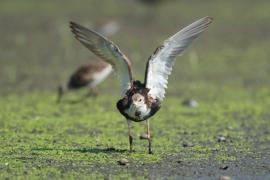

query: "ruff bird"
(70, 17), (213, 154)
(57, 61), (112, 103)
(57, 21), (119, 103)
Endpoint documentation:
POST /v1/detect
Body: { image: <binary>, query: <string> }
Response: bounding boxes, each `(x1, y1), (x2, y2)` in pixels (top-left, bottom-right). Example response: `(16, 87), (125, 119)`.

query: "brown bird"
(57, 61), (112, 103)
(57, 21), (120, 103)
(70, 17), (213, 154)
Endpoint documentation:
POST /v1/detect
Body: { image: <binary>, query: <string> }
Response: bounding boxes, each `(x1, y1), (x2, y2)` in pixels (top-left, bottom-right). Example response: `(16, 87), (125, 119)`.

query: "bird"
(57, 61), (113, 103)
(57, 21), (120, 103)
(57, 20), (120, 103)
(70, 16), (213, 154)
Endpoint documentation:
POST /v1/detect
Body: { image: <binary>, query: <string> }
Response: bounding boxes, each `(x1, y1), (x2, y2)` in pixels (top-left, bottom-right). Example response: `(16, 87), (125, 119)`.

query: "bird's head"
(131, 93), (146, 108)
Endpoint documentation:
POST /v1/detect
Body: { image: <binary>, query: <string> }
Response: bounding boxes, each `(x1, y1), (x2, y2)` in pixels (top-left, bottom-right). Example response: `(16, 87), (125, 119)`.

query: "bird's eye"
(139, 99), (142, 102)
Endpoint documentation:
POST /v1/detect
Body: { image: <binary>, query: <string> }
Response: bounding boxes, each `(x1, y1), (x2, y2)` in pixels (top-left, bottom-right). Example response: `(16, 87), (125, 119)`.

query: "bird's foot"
(139, 134), (150, 140)
(129, 149), (136, 153)
(148, 150), (154, 154)
(87, 89), (98, 98)
(88, 92), (98, 98)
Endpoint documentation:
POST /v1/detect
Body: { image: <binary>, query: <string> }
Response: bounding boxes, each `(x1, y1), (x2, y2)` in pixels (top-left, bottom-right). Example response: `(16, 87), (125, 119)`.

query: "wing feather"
(70, 22), (133, 96)
(145, 17), (213, 101)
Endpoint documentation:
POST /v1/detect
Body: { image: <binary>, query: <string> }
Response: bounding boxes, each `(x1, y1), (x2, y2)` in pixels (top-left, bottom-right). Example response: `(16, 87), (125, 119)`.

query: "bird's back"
(68, 61), (110, 89)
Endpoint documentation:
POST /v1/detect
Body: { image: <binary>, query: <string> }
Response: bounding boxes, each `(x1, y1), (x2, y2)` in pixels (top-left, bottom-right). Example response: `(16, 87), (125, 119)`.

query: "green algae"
(0, 90), (269, 178)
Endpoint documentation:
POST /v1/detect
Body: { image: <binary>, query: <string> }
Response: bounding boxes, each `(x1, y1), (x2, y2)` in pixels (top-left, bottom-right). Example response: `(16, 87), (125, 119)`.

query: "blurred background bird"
(57, 21), (119, 103)
(57, 61), (112, 103)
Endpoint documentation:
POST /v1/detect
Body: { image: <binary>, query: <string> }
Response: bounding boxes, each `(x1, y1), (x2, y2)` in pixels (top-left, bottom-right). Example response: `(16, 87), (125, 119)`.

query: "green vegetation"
(1, 91), (269, 178)
(0, 0), (269, 178)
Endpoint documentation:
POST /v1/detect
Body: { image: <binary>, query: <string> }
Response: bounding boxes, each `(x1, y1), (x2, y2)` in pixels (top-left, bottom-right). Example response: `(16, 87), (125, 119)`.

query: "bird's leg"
(140, 120), (153, 154)
(146, 120), (153, 154)
(76, 88), (97, 103)
(87, 88), (98, 97)
(127, 120), (134, 153)
(56, 85), (65, 103)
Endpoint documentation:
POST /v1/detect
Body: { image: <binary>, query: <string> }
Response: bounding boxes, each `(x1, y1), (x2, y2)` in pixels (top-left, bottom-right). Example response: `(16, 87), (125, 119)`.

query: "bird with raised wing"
(70, 16), (213, 154)
(57, 21), (120, 103)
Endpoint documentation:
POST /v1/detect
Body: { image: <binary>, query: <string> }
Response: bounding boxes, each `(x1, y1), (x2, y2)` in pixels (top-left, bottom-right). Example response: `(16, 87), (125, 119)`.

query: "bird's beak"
(130, 102), (138, 109)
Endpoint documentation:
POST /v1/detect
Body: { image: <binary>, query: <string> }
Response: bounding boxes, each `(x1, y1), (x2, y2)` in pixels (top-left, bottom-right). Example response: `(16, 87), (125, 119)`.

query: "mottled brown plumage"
(57, 61), (112, 103)
(68, 61), (108, 89)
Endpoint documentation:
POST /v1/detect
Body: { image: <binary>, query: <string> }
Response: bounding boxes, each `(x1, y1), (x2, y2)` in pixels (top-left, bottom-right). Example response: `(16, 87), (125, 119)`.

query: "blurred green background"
(1, 0), (270, 97)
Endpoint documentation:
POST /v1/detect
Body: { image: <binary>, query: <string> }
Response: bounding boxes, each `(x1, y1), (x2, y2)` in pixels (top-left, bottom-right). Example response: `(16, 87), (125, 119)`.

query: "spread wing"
(145, 17), (213, 101)
(70, 22), (133, 96)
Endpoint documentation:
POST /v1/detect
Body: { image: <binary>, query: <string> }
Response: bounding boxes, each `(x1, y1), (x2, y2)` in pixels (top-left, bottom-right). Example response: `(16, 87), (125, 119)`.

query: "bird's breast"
(116, 96), (159, 122)
(124, 104), (151, 121)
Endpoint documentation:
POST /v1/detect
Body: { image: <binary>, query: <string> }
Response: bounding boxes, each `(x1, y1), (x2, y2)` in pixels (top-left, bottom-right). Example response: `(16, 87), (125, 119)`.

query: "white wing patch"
(145, 17), (213, 101)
